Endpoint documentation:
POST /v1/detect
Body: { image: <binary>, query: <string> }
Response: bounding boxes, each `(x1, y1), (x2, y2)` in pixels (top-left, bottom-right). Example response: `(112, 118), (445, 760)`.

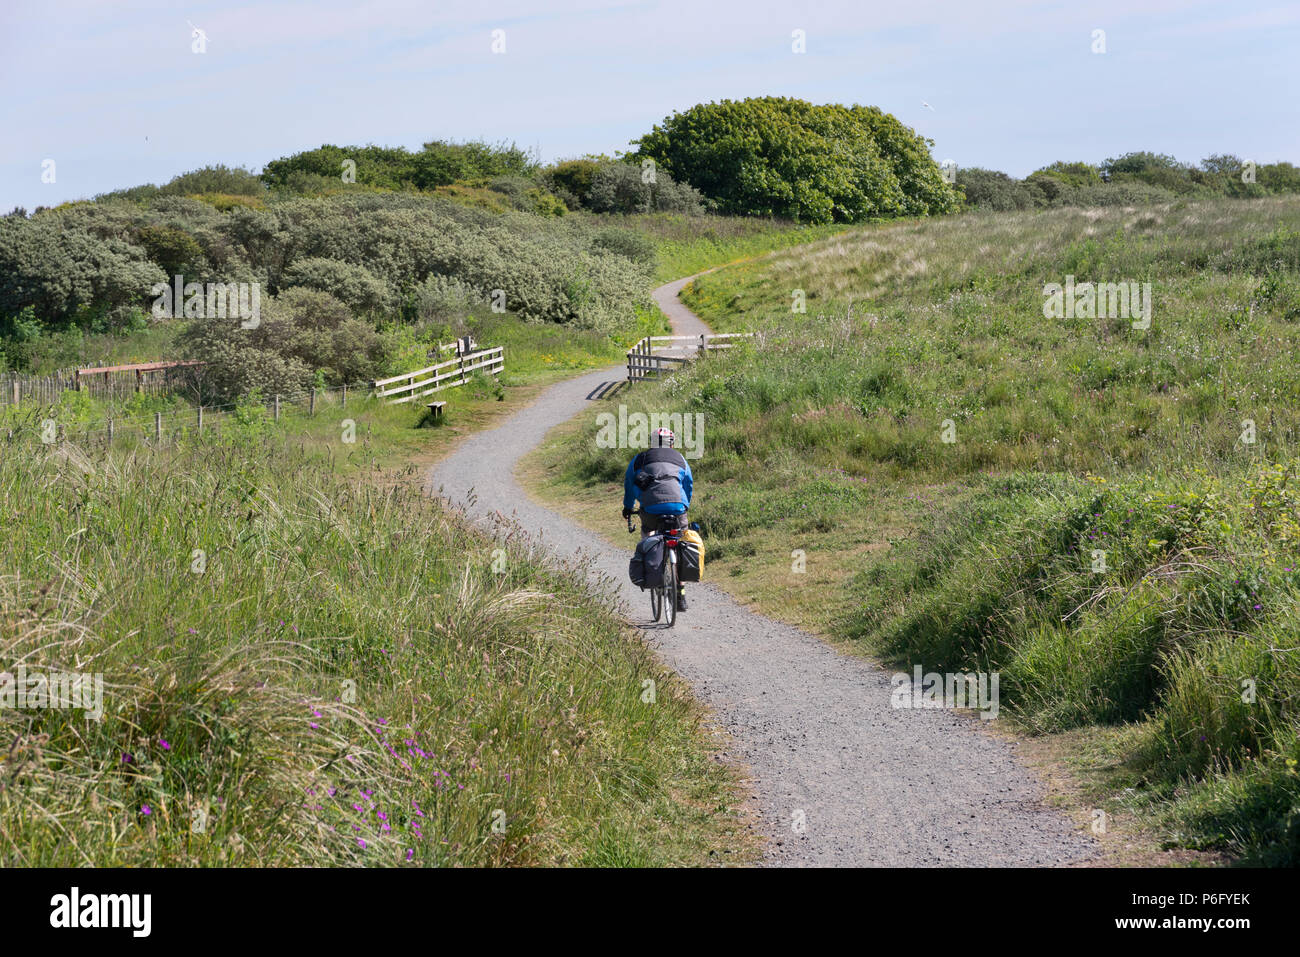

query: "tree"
(631, 97), (957, 223)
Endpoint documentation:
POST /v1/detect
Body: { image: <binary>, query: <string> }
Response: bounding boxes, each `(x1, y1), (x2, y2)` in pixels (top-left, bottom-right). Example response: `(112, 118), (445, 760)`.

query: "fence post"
(197, 406), (204, 432)
(310, 388), (316, 415)
(699, 333), (705, 355)
(274, 394), (281, 421)
(11, 380), (18, 407)
(155, 412), (162, 443)
(341, 383), (347, 408)
(107, 419), (114, 444)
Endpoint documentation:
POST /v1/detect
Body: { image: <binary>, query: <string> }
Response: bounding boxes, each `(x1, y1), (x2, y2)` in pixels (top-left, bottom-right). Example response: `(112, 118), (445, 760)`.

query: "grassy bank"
(612, 213), (850, 282)
(0, 426), (755, 866)
(527, 195), (1300, 865)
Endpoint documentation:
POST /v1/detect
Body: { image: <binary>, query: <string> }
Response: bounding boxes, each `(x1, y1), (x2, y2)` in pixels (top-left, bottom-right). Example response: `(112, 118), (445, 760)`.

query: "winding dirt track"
(429, 275), (1097, 867)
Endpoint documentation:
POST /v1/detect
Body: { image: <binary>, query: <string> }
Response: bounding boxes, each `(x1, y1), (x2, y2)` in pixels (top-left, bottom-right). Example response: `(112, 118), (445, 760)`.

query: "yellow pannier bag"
(679, 527), (705, 582)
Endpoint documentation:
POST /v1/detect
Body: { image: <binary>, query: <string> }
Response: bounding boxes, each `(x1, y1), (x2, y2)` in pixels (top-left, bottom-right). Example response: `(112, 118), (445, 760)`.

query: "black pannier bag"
(678, 532), (702, 583)
(629, 534), (665, 589)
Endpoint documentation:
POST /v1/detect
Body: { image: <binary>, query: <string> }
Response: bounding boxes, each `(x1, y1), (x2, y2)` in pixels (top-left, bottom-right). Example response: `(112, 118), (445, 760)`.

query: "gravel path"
(429, 275), (1097, 867)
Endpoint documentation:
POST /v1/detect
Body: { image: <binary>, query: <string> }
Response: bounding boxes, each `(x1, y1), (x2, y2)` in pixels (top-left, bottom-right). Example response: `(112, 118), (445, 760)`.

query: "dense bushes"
(282, 256), (395, 313)
(181, 287), (390, 399)
(955, 168), (1038, 211)
(632, 97), (959, 223)
(592, 227), (657, 267)
(962, 152), (1300, 211)
(0, 209), (165, 327)
(0, 188), (655, 374)
(586, 161), (703, 214)
(261, 140), (537, 192)
(539, 157), (704, 214)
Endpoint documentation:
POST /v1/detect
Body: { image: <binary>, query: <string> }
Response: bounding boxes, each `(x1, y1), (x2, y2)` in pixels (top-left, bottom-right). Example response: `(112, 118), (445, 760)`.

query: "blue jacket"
(624, 447), (693, 514)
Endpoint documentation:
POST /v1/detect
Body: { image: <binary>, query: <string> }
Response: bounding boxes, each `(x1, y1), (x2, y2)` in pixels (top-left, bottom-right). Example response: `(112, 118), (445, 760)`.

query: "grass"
(0, 419), (756, 866)
(527, 194), (1300, 865)
(603, 213), (851, 282)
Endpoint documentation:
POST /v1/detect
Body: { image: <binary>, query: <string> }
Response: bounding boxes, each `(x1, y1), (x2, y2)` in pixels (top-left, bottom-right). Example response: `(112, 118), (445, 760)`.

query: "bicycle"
(628, 509), (681, 627)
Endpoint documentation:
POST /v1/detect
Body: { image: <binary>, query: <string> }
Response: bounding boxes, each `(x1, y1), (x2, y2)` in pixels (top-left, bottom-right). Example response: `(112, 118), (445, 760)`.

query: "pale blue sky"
(2, 0), (1298, 211)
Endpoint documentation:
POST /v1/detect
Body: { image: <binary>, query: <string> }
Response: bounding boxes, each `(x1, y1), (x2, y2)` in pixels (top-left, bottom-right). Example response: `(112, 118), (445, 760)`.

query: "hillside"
(533, 194), (1300, 864)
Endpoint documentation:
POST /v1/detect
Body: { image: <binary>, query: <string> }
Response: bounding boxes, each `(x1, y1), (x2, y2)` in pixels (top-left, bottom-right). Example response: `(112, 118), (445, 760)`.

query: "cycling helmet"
(653, 427), (676, 448)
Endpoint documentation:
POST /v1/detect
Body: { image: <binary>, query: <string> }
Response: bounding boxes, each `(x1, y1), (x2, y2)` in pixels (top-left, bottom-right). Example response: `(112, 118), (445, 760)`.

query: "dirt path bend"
(430, 273), (1096, 867)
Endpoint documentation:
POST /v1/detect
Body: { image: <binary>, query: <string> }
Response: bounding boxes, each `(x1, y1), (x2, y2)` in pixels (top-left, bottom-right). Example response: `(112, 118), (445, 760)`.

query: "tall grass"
(0, 430), (748, 866)
(601, 212), (850, 282)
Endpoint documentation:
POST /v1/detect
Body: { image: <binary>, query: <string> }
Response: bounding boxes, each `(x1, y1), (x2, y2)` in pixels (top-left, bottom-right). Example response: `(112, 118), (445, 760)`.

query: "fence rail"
(2, 360), (203, 407)
(626, 333), (751, 384)
(373, 346), (504, 404)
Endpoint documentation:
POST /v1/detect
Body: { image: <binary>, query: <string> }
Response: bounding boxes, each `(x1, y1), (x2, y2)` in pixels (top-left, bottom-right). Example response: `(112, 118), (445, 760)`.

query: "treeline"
(0, 190), (657, 394)
(76, 141), (708, 220)
(959, 152), (1300, 211)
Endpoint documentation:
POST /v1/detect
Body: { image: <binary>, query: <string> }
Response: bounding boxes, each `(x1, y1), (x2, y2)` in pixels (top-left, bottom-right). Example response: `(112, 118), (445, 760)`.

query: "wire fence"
(0, 381), (376, 450)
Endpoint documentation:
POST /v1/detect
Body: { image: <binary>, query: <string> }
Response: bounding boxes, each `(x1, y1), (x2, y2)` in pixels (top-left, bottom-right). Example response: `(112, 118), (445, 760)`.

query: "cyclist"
(622, 427), (693, 611)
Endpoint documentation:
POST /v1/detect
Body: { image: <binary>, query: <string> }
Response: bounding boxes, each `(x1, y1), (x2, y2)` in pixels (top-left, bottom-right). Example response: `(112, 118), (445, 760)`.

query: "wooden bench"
(425, 401), (447, 421)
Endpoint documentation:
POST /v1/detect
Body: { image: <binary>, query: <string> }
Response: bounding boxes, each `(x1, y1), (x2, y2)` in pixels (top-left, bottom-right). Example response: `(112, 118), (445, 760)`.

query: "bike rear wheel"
(663, 556), (677, 627)
(650, 578), (662, 622)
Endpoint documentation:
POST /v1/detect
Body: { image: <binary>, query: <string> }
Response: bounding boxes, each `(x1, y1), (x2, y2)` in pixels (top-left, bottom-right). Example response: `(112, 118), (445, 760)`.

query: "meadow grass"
(530, 195), (1300, 865)
(0, 425), (755, 866)
(608, 213), (851, 282)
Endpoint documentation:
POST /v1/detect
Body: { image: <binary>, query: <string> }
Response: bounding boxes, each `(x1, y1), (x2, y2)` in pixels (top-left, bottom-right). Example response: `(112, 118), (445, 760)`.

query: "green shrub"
(262, 140), (537, 193)
(135, 224), (204, 276)
(542, 158), (605, 208)
(957, 168), (1037, 211)
(592, 227), (657, 267)
(282, 256), (395, 314)
(158, 164), (265, 197)
(632, 96), (958, 222)
(0, 210), (165, 326)
(182, 288), (389, 399)
(586, 162), (704, 215)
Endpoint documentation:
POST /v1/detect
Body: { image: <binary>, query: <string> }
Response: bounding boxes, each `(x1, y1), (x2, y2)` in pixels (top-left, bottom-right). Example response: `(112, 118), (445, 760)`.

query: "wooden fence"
(1, 360), (203, 407)
(626, 333), (751, 384)
(372, 346), (504, 404)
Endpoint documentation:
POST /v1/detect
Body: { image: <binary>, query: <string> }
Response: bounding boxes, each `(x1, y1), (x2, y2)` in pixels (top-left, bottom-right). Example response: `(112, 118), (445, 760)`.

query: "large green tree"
(631, 97), (958, 223)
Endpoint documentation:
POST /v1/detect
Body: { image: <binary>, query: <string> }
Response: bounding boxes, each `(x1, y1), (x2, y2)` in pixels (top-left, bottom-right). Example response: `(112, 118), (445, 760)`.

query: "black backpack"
(629, 535), (665, 589)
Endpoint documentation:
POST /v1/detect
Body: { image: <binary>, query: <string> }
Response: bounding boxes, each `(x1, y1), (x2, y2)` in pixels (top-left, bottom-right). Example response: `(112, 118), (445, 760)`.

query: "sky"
(2, 0), (1298, 211)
